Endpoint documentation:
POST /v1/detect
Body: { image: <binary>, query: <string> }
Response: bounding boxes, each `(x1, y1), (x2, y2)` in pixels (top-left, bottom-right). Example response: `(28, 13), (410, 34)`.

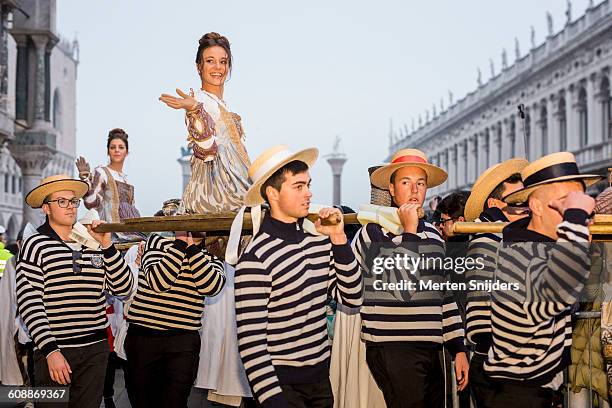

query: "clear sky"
(57, 0), (592, 216)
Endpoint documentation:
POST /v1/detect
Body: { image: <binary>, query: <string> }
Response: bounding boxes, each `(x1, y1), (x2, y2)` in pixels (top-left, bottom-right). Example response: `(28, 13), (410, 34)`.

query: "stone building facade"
(0, 0), (78, 240)
(389, 1), (612, 200)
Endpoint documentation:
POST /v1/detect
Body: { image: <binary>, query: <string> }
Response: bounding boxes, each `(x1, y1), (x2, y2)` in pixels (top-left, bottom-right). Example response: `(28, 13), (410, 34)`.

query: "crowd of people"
(0, 30), (611, 408)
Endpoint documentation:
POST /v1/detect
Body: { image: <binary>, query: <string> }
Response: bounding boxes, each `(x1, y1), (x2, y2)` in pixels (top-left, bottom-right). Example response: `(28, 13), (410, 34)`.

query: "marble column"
(589, 72), (602, 145)
(469, 135), (478, 185)
(11, 145), (56, 226)
(31, 35), (49, 129)
(458, 140), (466, 188)
(494, 124), (502, 165)
(450, 144), (457, 191)
(567, 83), (580, 151)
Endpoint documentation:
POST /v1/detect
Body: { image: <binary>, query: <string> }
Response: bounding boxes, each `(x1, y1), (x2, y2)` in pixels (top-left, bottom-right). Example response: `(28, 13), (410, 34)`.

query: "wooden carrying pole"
(94, 212), (360, 234)
(453, 214), (612, 239)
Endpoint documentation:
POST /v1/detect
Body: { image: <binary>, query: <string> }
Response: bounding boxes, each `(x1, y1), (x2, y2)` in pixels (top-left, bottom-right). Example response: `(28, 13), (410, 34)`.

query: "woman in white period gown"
(159, 32), (252, 405)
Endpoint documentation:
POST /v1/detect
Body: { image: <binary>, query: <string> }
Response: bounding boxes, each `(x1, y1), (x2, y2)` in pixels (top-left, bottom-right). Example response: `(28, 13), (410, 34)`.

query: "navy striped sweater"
(353, 219), (466, 355)
(16, 221), (133, 356)
(127, 233), (226, 331)
(485, 209), (591, 389)
(235, 215), (362, 408)
(465, 207), (506, 353)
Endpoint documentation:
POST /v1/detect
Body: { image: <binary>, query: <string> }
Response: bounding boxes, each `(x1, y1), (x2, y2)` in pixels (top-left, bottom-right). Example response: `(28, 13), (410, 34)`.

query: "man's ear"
(528, 196), (543, 217)
(389, 183), (395, 197)
(41, 203), (50, 216)
(265, 185), (280, 203)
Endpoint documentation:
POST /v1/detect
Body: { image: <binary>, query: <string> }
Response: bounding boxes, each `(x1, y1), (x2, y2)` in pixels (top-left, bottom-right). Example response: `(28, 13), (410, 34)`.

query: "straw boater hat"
(464, 158), (529, 221)
(25, 174), (88, 209)
(370, 148), (447, 190)
(503, 152), (603, 204)
(243, 145), (319, 206)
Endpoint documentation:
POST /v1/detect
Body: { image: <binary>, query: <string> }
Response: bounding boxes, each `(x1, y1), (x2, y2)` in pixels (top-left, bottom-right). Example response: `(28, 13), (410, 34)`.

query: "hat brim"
(464, 159), (528, 221)
(503, 174), (604, 204)
(243, 148), (319, 207)
(370, 162), (447, 190)
(25, 179), (89, 208)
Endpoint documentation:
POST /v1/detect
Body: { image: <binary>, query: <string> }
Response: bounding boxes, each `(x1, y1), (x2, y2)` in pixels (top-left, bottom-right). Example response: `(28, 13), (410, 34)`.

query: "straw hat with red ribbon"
(370, 148), (447, 190)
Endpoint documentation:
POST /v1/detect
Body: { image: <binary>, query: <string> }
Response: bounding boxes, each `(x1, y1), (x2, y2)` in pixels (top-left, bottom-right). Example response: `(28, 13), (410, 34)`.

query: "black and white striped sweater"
(465, 207), (506, 354)
(127, 233), (225, 331)
(353, 219), (466, 356)
(484, 209), (591, 389)
(235, 215), (362, 408)
(16, 221), (133, 357)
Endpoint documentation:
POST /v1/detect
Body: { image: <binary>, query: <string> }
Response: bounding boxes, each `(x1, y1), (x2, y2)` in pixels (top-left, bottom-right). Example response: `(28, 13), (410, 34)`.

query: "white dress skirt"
(194, 262), (251, 399)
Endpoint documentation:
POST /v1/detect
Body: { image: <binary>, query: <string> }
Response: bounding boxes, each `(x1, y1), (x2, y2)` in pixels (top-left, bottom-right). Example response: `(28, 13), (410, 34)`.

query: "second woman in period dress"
(76, 128), (142, 241)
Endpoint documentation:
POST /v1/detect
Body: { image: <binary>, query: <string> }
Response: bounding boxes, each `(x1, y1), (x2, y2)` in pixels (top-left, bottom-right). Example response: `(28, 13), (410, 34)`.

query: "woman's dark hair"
(107, 128), (129, 152)
(195, 32), (233, 72)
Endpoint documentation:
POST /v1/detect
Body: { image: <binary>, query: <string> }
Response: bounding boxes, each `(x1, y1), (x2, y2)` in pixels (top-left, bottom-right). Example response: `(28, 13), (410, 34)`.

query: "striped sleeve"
(103, 245), (133, 297)
(186, 245), (226, 296)
(16, 237), (58, 357)
(329, 243), (362, 308)
(442, 293), (467, 355)
(526, 209), (591, 322)
(235, 251), (288, 408)
(142, 234), (188, 293)
(465, 231), (500, 344)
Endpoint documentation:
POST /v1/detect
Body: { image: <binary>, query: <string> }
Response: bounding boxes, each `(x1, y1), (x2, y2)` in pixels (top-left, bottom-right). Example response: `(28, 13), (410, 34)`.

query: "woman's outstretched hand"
(159, 88), (198, 111)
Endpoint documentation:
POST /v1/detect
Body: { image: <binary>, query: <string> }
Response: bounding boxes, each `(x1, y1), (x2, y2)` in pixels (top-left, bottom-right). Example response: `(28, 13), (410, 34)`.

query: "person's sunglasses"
(72, 251), (82, 274)
(45, 198), (81, 208)
(435, 217), (457, 226)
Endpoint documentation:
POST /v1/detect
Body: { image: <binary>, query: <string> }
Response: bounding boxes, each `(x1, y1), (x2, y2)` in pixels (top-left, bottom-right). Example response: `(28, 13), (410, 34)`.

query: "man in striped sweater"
(463, 158), (528, 407)
(16, 175), (134, 408)
(360, 149), (468, 408)
(125, 229), (225, 408)
(235, 145), (362, 408)
(484, 152), (600, 407)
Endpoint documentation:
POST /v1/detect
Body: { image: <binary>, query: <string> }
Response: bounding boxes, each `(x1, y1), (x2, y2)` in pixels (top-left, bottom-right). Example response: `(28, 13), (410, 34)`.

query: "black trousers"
(245, 378), (333, 408)
(282, 378), (333, 408)
(33, 340), (110, 408)
(483, 381), (556, 408)
(124, 325), (200, 408)
(103, 351), (124, 399)
(469, 353), (495, 408)
(366, 344), (444, 408)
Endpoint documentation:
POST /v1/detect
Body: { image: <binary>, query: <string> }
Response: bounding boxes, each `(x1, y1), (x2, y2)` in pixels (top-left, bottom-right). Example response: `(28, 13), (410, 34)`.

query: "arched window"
(473, 135), (479, 179)
(578, 86), (588, 147)
(540, 105), (548, 155)
(601, 76), (611, 140)
(524, 112), (531, 159)
(497, 123), (502, 162)
(53, 88), (62, 133)
(558, 97), (567, 151)
(484, 129), (490, 168)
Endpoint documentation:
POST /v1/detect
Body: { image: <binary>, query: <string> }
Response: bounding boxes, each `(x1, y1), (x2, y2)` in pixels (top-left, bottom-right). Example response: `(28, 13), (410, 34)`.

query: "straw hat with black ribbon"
(243, 145), (319, 207)
(503, 152), (603, 204)
(25, 174), (89, 209)
(464, 158), (529, 221)
(370, 148), (447, 190)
